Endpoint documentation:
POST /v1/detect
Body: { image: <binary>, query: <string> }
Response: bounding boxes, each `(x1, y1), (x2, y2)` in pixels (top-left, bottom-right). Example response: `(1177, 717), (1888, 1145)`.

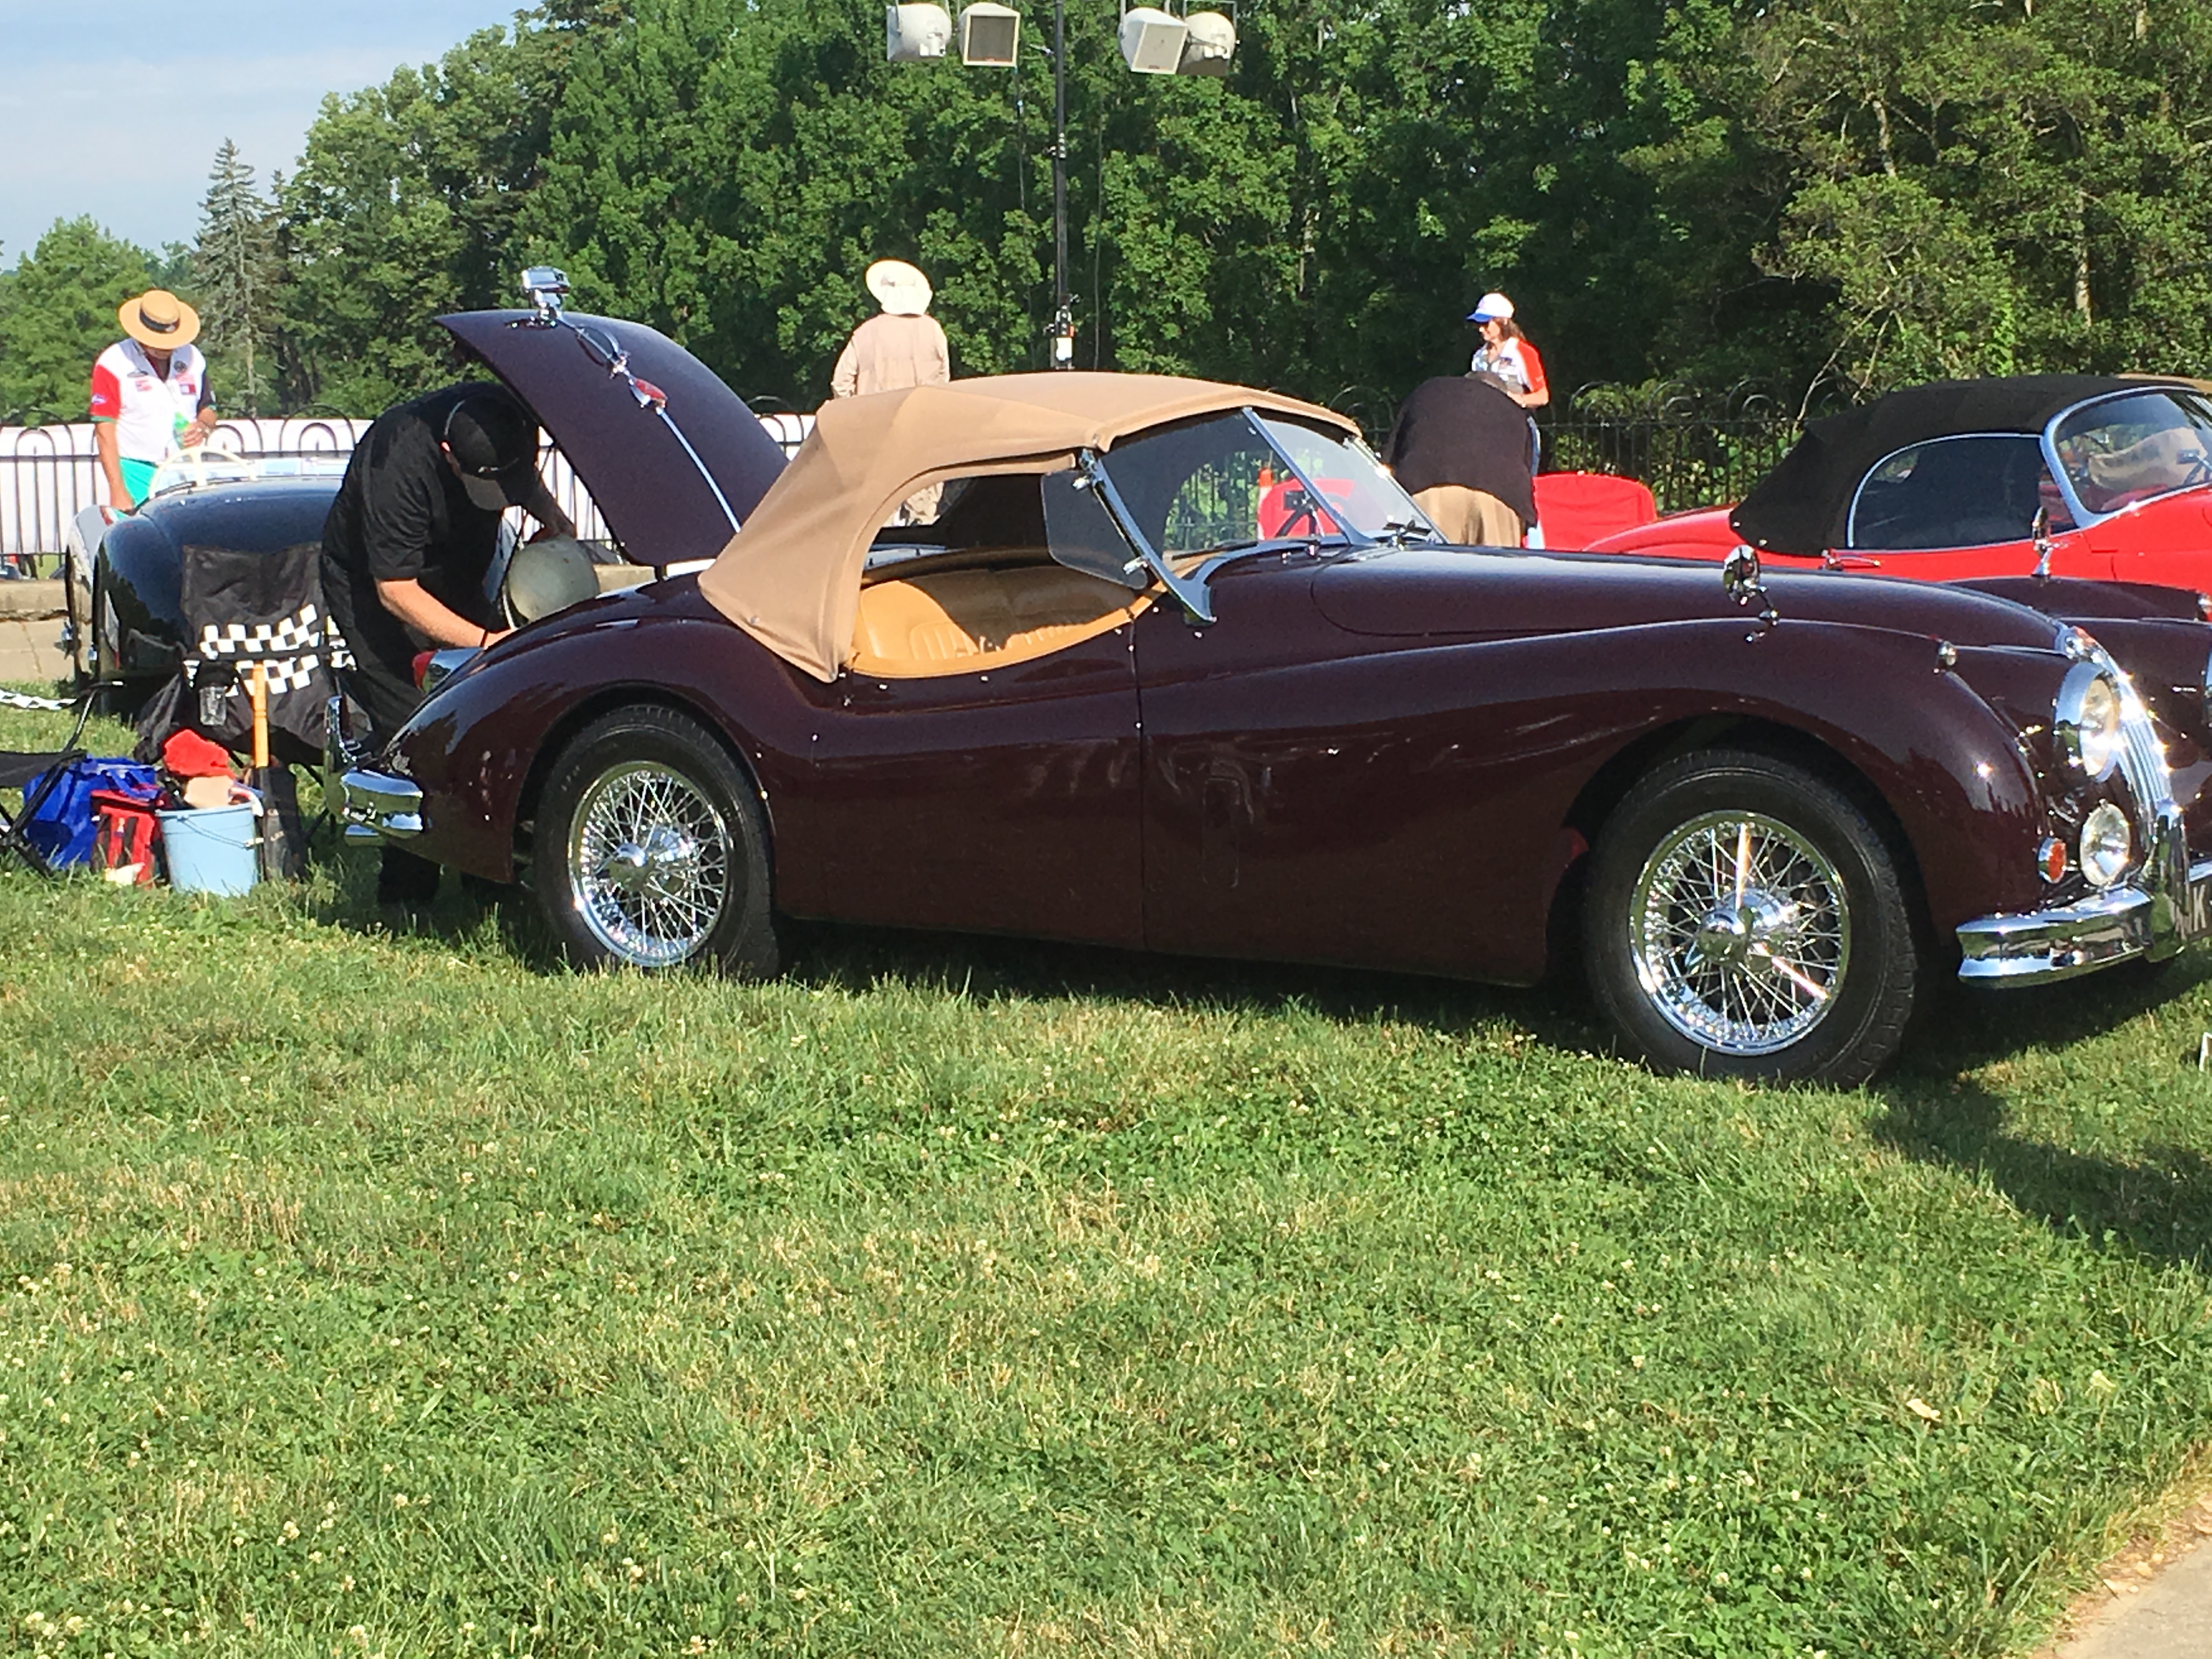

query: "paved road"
(2050, 1508), (2212, 1659)
(0, 581), (68, 687)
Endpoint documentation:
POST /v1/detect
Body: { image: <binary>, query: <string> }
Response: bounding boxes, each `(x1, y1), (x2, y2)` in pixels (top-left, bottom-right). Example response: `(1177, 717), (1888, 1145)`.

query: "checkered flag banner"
(191, 602), (331, 693)
(0, 688), (75, 713)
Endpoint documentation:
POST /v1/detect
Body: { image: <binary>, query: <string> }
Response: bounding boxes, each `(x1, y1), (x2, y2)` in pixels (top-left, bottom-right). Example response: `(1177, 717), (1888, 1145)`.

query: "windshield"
(2051, 389), (2212, 516)
(1094, 410), (1431, 557)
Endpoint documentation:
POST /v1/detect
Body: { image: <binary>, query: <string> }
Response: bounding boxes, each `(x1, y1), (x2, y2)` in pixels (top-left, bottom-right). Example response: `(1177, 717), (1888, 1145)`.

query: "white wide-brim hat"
(866, 259), (934, 317)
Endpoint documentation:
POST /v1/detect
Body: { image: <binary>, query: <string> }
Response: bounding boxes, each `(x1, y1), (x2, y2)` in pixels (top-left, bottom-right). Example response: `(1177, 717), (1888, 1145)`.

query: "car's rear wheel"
(532, 706), (777, 975)
(1583, 749), (1917, 1086)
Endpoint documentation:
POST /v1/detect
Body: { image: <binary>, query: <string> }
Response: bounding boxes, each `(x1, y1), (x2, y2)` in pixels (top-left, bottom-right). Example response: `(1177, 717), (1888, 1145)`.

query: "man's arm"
(375, 578), (512, 649)
(93, 421), (130, 509)
(520, 475), (576, 541)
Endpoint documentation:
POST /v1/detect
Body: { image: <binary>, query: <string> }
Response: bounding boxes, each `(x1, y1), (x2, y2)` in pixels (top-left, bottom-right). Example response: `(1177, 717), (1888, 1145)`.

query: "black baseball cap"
(442, 388), (539, 507)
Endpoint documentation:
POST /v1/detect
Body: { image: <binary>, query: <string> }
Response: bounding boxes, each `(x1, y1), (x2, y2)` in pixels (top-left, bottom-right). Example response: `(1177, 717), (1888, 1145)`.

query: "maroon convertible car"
(332, 282), (2212, 1085)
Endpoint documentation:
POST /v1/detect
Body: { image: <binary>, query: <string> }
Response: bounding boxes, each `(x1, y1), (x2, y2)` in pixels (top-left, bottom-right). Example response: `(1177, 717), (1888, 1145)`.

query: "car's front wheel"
(1583, 749), (1917, 1087)
(532, 706), (777, 975)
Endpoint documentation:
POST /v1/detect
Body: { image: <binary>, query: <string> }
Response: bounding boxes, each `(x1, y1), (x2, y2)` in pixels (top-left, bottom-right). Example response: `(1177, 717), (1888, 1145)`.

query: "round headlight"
(2079, 801), (2132, 888)
(2055, 663), (2124, 780)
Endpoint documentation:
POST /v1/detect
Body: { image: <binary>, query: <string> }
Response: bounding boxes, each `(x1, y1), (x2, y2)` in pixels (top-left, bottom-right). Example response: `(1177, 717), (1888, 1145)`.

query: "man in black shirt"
(322, 382), (572, 739)
(1380, 371), (1538, 546)
(321, 382), (572, 900)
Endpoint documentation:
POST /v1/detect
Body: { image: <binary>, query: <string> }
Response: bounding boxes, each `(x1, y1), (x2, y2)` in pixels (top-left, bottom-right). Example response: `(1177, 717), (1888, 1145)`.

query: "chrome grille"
(2073, 630), (2177, 820)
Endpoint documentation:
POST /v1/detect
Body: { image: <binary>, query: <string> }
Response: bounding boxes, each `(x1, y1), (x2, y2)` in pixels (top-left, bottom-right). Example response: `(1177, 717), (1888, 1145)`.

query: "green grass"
(4, 696), (2211, 1656)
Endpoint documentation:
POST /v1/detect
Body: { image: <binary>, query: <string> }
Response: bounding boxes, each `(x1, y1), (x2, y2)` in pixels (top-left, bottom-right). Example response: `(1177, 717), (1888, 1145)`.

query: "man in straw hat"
(91, 289), (218, 510)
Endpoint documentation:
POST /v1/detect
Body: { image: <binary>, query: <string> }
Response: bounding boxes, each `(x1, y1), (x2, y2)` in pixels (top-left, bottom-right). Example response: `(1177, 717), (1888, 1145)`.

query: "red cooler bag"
(89, 788), (162, 885)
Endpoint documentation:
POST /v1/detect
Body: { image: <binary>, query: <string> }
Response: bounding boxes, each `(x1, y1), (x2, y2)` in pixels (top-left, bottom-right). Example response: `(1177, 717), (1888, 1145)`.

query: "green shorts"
(119, 456), (159, 507)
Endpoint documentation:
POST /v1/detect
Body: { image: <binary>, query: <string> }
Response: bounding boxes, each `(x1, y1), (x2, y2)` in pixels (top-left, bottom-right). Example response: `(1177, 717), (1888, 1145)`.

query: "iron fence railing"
(1328, 377), (1839, 518)
(0, 410), (820, 577)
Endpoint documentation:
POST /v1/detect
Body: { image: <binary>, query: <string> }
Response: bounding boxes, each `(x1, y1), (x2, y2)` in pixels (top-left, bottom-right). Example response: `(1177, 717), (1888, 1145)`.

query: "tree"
(193, 139), (279, 415)
(272, 4), (631, 413)
(0, 218), (154, 424)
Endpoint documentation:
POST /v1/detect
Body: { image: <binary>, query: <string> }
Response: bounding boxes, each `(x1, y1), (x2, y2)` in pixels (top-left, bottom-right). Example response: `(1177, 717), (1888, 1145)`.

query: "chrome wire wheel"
(1627, 809), (1852, 1057)
(567, 760), (732, 968)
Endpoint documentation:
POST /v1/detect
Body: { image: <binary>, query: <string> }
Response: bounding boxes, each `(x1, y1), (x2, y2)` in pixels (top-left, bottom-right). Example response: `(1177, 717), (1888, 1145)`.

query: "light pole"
(1049, 0), (1073, 366)
(888, 0), (1235, 368)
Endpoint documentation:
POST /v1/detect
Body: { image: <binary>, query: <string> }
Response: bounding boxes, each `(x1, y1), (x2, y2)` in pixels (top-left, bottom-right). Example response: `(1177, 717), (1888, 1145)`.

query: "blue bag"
(21, 759), (163, 868)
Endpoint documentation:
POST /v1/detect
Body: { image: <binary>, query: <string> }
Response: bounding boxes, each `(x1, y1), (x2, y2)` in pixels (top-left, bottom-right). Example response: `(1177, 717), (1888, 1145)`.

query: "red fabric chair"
(1532, 472), (1658, 550)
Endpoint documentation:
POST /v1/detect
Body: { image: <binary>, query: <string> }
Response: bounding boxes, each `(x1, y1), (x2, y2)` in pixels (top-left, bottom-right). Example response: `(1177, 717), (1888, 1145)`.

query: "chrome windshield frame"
(2039, 384), (2212, 530)
(1084, 405), (1406, 623)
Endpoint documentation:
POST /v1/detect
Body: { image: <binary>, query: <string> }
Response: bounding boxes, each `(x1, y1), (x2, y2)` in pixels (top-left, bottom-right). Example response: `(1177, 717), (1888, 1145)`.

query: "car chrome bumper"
(334, 768), (425, 839)
(323, 692), (424, 840)
(1957, 808), (2212, 983)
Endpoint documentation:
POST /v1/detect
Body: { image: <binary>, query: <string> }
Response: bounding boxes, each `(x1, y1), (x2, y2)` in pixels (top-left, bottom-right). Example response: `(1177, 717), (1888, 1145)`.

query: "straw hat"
(865, 259), (933, 317)
(119, 289), (201, 351)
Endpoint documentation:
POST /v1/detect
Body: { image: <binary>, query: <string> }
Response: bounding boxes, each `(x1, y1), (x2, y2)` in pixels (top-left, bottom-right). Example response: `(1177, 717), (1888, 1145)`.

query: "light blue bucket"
(159, 802), (259, 896)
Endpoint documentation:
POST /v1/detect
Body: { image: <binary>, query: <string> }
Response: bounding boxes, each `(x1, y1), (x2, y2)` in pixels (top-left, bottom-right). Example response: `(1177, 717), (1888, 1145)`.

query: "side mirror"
(2031, 505), (2055, 579)
(1722, 544), (1779, 637)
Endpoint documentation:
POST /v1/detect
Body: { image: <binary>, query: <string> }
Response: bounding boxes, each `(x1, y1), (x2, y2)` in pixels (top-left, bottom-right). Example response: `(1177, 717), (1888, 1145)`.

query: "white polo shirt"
(89, 340), (211, 463)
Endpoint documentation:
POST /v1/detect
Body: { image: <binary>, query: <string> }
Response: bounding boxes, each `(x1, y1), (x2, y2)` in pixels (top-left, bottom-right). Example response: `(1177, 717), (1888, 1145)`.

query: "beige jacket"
(831, 313), (951, 399)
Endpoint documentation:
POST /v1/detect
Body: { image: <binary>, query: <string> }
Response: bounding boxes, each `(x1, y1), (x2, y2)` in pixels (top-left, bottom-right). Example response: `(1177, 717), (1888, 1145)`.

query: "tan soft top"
(698, 371), (1357, 681)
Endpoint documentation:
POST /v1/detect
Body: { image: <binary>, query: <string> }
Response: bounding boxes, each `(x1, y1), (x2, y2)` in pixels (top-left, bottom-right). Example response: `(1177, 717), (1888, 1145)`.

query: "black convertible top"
(1730, 375), (2190, 556)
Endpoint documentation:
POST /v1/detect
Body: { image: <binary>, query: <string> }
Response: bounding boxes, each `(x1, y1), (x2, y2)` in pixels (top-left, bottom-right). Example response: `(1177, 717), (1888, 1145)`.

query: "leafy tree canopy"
(0, 217), (154, 424)
(29, 0), (2207, 420)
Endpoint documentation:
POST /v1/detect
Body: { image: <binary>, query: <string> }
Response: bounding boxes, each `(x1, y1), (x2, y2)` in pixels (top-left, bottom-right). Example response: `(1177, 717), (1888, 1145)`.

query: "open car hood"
(439, 310), (788, 569)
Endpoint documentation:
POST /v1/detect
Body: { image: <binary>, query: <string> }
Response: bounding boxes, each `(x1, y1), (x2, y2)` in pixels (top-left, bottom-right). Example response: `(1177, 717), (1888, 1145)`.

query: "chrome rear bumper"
(1958, 808), (2212, 983)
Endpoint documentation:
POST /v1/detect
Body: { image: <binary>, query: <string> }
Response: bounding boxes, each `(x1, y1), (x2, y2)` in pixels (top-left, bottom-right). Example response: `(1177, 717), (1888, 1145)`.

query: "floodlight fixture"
(886, 2), (952, 61)
(1119, 5), (1188, 73)
(1177, 9), (1235, 74)
(959, 2), (1020, 65)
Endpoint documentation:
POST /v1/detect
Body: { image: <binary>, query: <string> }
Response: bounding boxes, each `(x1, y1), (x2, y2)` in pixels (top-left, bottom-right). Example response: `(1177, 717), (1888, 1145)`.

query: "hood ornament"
(1722, 544), (1779, 640)
(521, 266), (569, 325)
(2030, 505), (2055, 580)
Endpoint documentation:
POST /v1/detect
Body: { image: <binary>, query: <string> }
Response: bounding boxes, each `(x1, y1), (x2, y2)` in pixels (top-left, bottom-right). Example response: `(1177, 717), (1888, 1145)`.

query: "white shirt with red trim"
(1470, 337), (1546, 397)
(89, 340), (211, 462)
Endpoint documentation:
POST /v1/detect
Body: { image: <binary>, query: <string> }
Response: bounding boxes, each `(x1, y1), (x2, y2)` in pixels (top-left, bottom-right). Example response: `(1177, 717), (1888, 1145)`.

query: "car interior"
(850, 472), (1154, 676)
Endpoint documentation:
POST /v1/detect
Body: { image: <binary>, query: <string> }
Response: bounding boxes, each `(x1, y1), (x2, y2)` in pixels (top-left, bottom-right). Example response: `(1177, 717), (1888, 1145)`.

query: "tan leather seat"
(852, 563), (1150, 675)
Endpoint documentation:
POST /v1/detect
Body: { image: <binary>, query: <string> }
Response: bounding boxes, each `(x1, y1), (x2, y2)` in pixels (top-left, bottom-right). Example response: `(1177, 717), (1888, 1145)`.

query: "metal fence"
(1329, 377), (1835, 517)
(1541, 381), (1839, 514)
(0, 409), (819, 574)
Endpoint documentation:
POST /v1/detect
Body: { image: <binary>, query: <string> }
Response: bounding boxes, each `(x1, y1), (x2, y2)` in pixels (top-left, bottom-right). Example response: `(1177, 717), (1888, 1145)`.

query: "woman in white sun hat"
(1466, 291), (1548, 411)
(831, 258), (951, 399)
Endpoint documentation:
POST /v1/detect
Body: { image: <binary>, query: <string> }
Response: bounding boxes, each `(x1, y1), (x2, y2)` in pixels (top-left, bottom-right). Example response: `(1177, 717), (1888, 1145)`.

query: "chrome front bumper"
(324, 693), (425, 841)
(1958, 808), (2212, 983)
(334, 768), (425, 840)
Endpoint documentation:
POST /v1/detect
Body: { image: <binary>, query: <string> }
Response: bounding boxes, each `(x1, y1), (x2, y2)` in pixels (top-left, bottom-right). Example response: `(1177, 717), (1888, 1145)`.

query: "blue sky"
(0, 0), (529, 266)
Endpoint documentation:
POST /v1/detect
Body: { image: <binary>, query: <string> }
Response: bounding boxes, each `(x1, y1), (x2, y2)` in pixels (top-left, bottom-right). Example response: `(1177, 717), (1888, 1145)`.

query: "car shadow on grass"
(308, 839), (2212, 1119)
(1870, 961), (2212, 1273)
(778, 914), (1618, 1047)
(1869, 1077), (2212, 1272)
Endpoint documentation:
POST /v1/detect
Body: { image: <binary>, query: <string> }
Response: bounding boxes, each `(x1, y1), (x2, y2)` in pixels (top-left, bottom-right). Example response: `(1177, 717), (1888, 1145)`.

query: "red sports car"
(1586, 375), (2212, 591)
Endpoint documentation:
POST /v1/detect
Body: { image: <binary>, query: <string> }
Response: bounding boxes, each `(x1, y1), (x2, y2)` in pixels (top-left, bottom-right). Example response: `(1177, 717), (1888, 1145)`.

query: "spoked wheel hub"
(1629, 810), (1851, 1057)
(569, 761), (731, 967)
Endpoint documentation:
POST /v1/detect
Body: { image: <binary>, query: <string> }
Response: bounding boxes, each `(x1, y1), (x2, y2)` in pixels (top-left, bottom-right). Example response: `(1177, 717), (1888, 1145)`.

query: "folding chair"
(0, 684), (110, 879)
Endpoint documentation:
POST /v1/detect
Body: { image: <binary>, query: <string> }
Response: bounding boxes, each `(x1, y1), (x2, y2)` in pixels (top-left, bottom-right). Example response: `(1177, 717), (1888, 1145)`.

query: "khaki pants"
(1413, 484), (1525, 548)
